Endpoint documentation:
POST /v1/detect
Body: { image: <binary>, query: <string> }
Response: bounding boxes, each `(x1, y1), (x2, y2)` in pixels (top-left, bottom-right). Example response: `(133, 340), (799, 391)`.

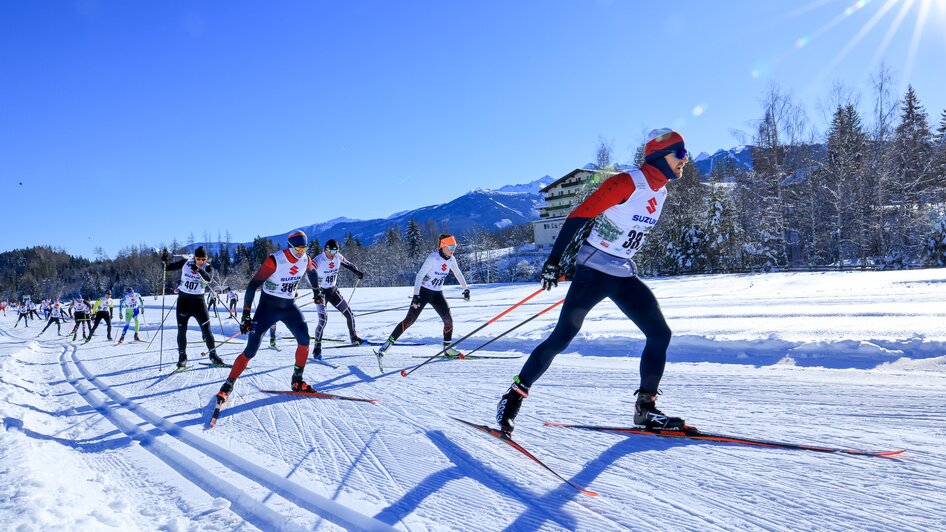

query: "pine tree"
(405, 218), (422, 259)
(819, 104), (869, 266)
(889, 85), (934, 265)
(931, 109), (946, 205)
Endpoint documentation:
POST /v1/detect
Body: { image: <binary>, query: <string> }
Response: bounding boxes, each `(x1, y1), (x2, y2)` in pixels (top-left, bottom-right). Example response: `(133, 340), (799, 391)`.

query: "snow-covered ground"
(2, 269), (945, 531)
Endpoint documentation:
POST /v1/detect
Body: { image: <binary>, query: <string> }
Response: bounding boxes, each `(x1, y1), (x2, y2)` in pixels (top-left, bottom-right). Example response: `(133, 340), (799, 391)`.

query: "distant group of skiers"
(4, 128), (691, 434)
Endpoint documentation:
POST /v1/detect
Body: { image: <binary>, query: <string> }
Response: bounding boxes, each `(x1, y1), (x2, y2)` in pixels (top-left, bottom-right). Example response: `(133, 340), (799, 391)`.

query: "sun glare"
(771, 0), (946, 89)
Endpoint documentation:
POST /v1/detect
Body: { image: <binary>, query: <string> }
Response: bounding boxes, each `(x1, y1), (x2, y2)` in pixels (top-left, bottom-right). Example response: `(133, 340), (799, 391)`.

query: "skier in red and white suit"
(497, 128), (691, 435)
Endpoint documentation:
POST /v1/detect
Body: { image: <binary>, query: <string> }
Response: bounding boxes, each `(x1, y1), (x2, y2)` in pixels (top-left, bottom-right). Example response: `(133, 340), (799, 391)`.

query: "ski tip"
(872, 449), (907, 457)
(543, 421), (568, 427)
(580, 488), (599, 497)
(458, 352), (465, 360)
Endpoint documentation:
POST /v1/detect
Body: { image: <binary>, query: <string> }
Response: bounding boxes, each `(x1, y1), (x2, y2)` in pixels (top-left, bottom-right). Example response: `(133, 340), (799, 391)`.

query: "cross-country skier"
(117, 287), (144, 343)
(14, 302), (29, 327)
(85, 292), (113, 342)
(37, 298), (67, 337)
(310, 239), (365, 359)
(215, 230), (322, 403)
(0, 300), (7, 316)
(373, 235), (469, 363)
(163, 247), (225, 368)
(70, 296), (94, 341)
(206, 291), (219, 318)
(226, 287), (239, 316)
(496, 128), (690, 436)
(27, 299), (39, 320)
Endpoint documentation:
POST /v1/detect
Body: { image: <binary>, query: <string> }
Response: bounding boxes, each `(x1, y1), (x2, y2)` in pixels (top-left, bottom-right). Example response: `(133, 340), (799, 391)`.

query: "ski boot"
(443, 342), (462, 359)
(290, 367), (314, 393)
(134, 333), (141, 342)
(216, 378), (234, 404)
(496, 377), (529, 436)
(312, 343), (322, 360)
(634, 389), (685, 430)
(117, 335), (125, 344)
(269, 337), (277, 349)
(207, 351), (227, 367)
(373, 337), (393, 371)
(350, 334), (365, 346)
(176, 353), (188, 370)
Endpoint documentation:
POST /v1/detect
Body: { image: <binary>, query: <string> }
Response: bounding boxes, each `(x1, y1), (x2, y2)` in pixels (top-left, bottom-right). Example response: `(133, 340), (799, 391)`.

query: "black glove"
(314, 289), (324, 305)
(240, 311), (253, 334)
(161, 249), (169, 264)
(541, 259), (561, 291)
(462, 288), (470, 301)
(356, 270), (364, 280)
(189, 263), (198, 273)
(410, 294), (422, 309)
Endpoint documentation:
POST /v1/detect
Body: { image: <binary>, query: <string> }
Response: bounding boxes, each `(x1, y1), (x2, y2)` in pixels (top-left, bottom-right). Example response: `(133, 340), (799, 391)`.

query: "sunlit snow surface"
(1, 269), (944, 530)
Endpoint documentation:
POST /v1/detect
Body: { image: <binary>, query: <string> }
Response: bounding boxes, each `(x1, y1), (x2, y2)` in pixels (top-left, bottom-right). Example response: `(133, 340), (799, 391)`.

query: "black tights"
(517, 266), (671, 392)
(388, 287), (453, 343)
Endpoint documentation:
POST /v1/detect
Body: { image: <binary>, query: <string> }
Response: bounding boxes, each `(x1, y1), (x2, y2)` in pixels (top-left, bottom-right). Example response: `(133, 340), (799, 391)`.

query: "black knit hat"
(194, 246), (208, 258)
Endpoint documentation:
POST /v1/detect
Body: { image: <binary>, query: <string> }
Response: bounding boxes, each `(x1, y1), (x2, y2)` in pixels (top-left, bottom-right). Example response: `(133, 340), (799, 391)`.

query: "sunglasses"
(670, 148), (689, 159)
(326, 248), (339, 253)
(446, 245), (457, 251)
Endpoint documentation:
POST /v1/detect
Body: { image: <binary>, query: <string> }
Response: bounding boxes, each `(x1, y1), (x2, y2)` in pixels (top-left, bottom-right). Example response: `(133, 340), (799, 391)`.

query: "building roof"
(539, 167), (619, 193)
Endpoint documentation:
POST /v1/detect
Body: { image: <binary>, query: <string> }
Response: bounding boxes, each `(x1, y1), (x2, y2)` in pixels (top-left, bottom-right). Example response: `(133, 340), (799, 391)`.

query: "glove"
(462, 288), (470, 301)
(189, 263), (198, 273)
(240, 311), (253, 334)
(410, 294), (422, 309)
(541, 259), (561, 291)
(314, 289), (324, 305)
(161, 249), (169, 264)
(356, 270), (364, 280)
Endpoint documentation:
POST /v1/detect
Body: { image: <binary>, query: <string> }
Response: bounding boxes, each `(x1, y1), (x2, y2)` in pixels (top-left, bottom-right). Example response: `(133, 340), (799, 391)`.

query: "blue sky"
(2, 0), (945, 259)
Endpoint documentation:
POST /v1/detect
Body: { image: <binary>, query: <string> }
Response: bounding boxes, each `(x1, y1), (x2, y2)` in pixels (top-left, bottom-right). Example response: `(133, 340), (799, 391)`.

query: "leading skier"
(496, 128), (690, 435)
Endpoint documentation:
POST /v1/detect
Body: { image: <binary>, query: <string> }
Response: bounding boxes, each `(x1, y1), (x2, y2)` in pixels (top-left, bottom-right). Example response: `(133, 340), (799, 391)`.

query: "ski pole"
(460, 298), (565, 358)
(348, 279), (361, 306)
(400, 287), (545, 378)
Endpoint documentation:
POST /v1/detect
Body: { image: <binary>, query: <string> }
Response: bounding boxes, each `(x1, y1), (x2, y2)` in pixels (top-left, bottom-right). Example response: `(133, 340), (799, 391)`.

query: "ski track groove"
(60, 341), (397, 532)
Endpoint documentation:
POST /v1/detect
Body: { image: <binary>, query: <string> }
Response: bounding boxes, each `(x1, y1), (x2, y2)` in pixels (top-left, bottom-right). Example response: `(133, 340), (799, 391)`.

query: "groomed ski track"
(2, 271), (946, 530)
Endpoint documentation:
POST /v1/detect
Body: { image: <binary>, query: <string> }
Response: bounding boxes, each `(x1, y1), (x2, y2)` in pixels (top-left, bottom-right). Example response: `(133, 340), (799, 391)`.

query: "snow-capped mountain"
(692, 145), (754, 178)
(494, 175), (554, 194)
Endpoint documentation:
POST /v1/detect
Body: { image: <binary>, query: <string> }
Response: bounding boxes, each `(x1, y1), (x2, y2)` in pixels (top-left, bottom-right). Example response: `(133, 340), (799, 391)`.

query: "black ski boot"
(291, 366), (314, 392)
(217, 378), (234, 403)
(312, 343), (322, 360)
(176, 353), (187, 370)
(134, 333), (141, 342)
(117, 335), (125, 344)
(350, 334), (364, 345)
(634, 389), (685, 430)
(496, 377), (530, 436)
(208, 351), (226, 366)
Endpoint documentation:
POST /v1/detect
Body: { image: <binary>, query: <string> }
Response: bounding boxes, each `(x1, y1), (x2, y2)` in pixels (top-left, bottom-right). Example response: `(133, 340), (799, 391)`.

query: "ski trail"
(61, 343), (397, 531)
